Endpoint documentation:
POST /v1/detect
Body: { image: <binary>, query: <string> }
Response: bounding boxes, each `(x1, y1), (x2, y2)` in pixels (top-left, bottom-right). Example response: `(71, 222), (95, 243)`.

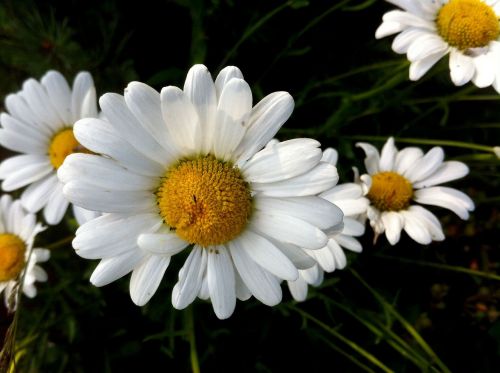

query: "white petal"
(137, 232), (189, 256)
(41, 71), (72, 124)
(213, 78), (251, 160)
(321, 148), (338, 166)
(43, 182), (69, 225)
(243, 138), (322, 183)
(408, 205), (444, 241)
(273, 241), (316, 270)
(414, 187), (474, 219)
(341, 217), (365, 236)
(401, 210), (432, 244)
(183, 65), (217, 154)
(409, 50), (447, 80)
(335, 234), (363, 253)
(382, 10), (435, 30)
(381, 211), (404, 245)
(356, 142), (380, 174)
(329, 239), (347, 270)
(235, 92), (294, 164)
(214, 66), (244, 98)
(379, 137), (397, 171)
(235, 270), (252, 301)
(171, 247), (207, 310)
(207, 246), (236, 319)
(413, 161), (469, 188)
(58, 153), (157, 192)
(71, 71), (95, 121)
(407, 34), (448, 62)
(228, 238), (282, 306)
(4, 94), (52, 137)
(0, 154), (51, 185)
(405, 147), (444, 183)
(395, 147), (424, 175)
(0, 129), (48, 154)
(21, 175), (59, 213)
(90, 250), (145, 286)
(130, 255), (170, 306)
(21, 78), (63, 130)
(250, 212), (328, 250)
(160, 86), (202, 154)
(238, 230), (298, 281)
(392, 28), (428, 53)
(75, 213), (161, 259)
(124, 81), (180, 160)
(62, 180), (154, 214)
(73, 118), (164, 177)
(287, 276), (308, 302)
(251, 161), (338, 197)
(100, 93), (172, 165)
(375, 21), (405, 39)
(472, 52), (496, 88)
(0, 113), (49, 144)
(309, 245), (336, 272)
(255, 195), (343, 230)
(72, 205), (100, 226)
(449, 49), (475, 86)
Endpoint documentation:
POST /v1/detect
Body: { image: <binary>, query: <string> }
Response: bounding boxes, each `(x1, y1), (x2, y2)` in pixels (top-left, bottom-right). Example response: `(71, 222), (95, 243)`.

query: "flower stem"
(186, 306), (200, 373)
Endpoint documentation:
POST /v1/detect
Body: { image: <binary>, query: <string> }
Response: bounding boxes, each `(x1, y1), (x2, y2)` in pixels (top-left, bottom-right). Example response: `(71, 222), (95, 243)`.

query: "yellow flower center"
(436, 0), (500, 50)
(49, 128), (88, 169)
(156, 156), (253, 247)
(0, 234), (26, 282)
(367, 172), (413, 212)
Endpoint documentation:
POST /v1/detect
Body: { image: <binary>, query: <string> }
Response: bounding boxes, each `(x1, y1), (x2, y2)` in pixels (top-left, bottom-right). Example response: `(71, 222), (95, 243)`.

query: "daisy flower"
(0, 70), (98, 225)
(357, 137), (474, 245)
(287, 148), (369, 302)
(58, 64), (343, 319)
(0, 195), (49, 311)
(376, 0), (500, 91)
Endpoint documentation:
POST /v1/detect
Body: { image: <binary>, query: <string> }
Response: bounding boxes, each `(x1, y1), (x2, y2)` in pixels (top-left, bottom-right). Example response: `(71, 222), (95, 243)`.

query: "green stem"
(186, 306), (200, 373)
(45, 235), (74, 250)
(376, 255), (500, 281)
(346, 135), (495, 153)
(287, 304), (394, 373)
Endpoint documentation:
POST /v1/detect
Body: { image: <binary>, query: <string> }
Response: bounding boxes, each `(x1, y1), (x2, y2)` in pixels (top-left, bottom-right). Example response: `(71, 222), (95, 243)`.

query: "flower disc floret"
(0, 234), (26, 282)
(437, 0), (500, 50)
(367, 171), (413, 212)
(156, 156), (252, 247)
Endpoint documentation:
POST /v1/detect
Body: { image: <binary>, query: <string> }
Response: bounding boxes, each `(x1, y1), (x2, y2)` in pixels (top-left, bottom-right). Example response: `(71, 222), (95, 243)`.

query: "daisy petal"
(413, 161), (469, 188)
(449, 49), (475, 86)
(251, 211), (328, 250)
(414, 186), (474, 219)
(137, 232), (189, 256)
(228, 239), (282, 306)
(130, 255), (170, 306)
(356, 142), (380, 174)
(172, 246), (207, 310)
(238, 230), (298, 281)
(381, 211), (404, 245)
(207, 246), (236, 319)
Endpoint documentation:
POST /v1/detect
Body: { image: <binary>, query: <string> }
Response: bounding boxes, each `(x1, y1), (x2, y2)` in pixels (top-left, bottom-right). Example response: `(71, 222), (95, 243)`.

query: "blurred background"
(0, 0), (499, 371)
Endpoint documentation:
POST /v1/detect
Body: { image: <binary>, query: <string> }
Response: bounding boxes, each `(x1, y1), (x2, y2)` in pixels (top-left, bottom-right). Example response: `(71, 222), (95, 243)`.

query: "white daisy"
(376, 0), (500, 91)
(356, 137), (474, 245)
(0, 70), (98, 225)
(0, 194), (49, 311)
(287, 148), (370, 302)
(58, 64), (343, 319)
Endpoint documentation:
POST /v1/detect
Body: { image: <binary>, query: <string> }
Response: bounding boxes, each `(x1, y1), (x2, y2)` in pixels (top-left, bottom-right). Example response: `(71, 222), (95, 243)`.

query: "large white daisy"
(58, 64), (343, 319)
(0, 194), (49, 311)
(376, 0), (500, 91)
(0, 70), (98, 225)
(357, 137), (474, 245)
(287, 148), (369, 302)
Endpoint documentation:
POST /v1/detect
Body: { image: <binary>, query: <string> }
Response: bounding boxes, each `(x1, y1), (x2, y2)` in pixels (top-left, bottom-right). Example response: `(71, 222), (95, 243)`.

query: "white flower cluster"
(0, 64), (474, 318)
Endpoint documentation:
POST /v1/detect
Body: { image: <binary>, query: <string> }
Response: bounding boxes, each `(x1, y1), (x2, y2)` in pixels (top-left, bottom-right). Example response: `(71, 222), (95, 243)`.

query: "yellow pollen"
(367, 172), (413, 212)
(436, 0), (500, 50)
(0, 234), (26, 282)
(49, 128), (88, 169)
(156, 156), (253, 247)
